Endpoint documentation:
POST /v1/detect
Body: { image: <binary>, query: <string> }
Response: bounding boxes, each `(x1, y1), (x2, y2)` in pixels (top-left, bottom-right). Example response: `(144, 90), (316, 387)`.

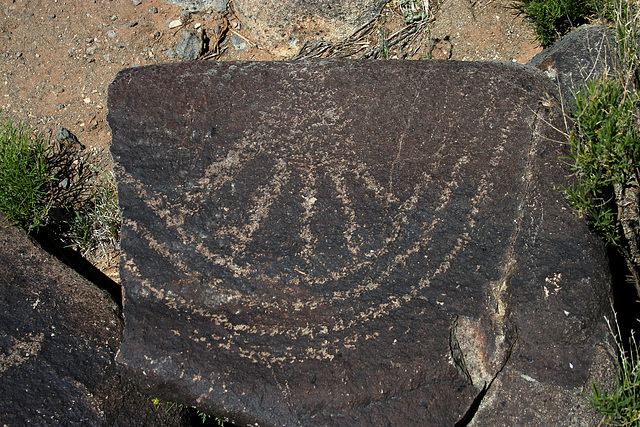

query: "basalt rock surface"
(528, 25), (617, 107)
(0, 214), (192, 426)
(109, 59), (616, 426)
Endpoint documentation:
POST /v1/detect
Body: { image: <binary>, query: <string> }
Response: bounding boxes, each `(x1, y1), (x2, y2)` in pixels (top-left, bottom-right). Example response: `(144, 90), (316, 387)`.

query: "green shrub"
(65, 164), (120, 263)
(586, 316), (640, 426)
(0, 116), (121, 268)
(564, 78), (640, 246)
(513, 0), (598, 46)
(0, 119), (55, 230)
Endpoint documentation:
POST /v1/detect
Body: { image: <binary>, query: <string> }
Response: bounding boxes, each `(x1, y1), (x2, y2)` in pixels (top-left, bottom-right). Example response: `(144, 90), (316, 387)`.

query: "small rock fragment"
(211, 0), (226, 13)
(175, 29), (206, 60)
(230, 35), (247, 50)
(56, 127), (83, 148)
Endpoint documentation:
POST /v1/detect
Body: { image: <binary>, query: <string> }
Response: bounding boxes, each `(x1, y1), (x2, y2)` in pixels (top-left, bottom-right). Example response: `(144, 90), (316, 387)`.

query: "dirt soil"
(0, 0), (542, 280)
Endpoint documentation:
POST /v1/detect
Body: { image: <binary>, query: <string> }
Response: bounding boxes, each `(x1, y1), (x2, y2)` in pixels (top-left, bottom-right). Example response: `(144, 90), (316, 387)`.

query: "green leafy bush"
(565, 78), (640, 246)
(562, 0), (640, 298)
(586, 316), (640, 426)
(0, 119), (54, 230)
(513, 0), (598, 46)
(0, 116), (120, 266)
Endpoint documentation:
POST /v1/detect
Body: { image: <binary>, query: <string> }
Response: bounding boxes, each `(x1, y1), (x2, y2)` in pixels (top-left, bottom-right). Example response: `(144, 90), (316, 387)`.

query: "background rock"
(0, 214), (192, 426)
(109, 59), (616, 426)
(528, 25), (617, 107)
(232, 0), (387, 56)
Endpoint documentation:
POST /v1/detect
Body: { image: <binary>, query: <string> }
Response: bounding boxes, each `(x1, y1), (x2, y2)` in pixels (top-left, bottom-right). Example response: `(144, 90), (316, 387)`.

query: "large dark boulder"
(108, 59), (616, 426)
(0, 215), (192, 426)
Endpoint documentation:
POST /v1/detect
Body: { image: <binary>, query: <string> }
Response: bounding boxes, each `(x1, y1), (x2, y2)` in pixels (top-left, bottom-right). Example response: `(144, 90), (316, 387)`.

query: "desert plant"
(513, 0), (598, 46)
(394, 0), (430, 23)
(148, 396), (229, 425)
(563, 0), (640, 297)
(0, 115), (121, 271)
(564, 77), (640, 245)
(0, 117), (55, 230)
(65, 163), (120, 263)
(586, 313), (640, 425)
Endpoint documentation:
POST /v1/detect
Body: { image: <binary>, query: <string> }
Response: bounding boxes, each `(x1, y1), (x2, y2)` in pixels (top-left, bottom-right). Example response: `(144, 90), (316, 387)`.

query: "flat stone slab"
(109, 60), (615, 426)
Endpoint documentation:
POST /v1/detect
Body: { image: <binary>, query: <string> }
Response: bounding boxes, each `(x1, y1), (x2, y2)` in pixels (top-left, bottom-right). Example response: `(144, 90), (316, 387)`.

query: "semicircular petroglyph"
(120, 110), (514, 365)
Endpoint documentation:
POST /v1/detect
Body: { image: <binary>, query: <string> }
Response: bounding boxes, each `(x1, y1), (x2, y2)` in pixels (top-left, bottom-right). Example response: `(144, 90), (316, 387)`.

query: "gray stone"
(108, 60), (616, 426)
(55, 126), (83, 147)
(230, 34), (246, 50)
(0, 214), (192, 426)
(163, 0), (226, 12)
(233, 0), (387, 56)
(528, 25), (618, 108)
(175, 29), (204, 60)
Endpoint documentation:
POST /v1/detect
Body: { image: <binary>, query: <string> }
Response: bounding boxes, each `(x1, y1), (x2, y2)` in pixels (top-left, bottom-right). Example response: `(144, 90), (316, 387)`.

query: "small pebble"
(50, 14), (56, 18)
(107, 30), (116, 38)
(132, 0), (142, 5)
(231, 35), (247, 50)
(110, 15), (117, 21)
(149, 6), (158, 14)
(168, 19), (181, 28)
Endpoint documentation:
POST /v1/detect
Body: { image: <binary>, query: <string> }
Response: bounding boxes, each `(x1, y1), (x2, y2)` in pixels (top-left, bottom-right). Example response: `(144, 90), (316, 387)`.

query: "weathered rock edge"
(109, 59), (615, 426)
(0, 214), (193, 426)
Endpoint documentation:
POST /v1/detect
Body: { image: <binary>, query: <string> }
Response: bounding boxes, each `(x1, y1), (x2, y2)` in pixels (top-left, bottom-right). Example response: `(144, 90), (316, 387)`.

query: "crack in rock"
(450, 105), (545, 425)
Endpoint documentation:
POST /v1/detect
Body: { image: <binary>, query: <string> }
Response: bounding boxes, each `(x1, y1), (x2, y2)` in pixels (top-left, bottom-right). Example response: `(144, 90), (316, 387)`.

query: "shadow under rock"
(608, 245), (640, 351)
(30, 225), (122, 309)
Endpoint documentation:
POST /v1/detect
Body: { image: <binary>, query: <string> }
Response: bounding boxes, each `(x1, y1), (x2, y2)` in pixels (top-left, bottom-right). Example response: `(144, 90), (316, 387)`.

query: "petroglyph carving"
(109, 60), (615, 426)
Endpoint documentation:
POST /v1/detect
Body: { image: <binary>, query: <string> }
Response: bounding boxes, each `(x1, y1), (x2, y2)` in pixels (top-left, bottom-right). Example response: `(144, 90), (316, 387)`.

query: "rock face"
(528, 25), (617, 107)
(0, 215), (192, 426)
(233, 0), (387, 56)
(109, 59), (616, 426)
